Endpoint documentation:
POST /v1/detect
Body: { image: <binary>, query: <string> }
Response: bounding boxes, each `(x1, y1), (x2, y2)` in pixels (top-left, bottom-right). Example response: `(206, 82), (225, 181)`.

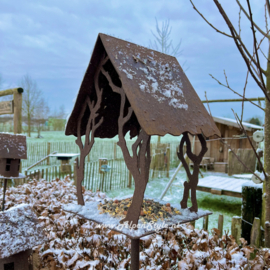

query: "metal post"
(131, 238), (140, 270)
(2, 179), (7, 211)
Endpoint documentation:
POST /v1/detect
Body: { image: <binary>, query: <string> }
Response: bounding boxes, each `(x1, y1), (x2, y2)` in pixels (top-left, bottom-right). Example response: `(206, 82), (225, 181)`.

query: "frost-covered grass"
(25, 130), (181, 143)
(106, 168), (242, 235)
(24, 131), (241, 234)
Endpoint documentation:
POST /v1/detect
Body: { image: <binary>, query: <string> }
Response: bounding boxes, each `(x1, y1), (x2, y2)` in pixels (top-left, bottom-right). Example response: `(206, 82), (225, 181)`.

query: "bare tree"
(190, 0), (270, 246)
(149, 18), (184, 57)
(150, 18), (188, 143)
(49, 105), (67, 131)
(34, 97), (50, 138)
(20, 74), (43, 137)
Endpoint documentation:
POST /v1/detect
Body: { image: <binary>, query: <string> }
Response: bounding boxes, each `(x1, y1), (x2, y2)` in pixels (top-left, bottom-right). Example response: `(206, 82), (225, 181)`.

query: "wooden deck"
(197, 176), (251, 198)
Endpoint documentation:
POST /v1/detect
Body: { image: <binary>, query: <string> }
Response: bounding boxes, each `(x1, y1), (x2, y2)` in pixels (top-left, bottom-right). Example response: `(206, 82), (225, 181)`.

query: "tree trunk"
(27, 113), (31, 137)
(263, 43), (270, 247)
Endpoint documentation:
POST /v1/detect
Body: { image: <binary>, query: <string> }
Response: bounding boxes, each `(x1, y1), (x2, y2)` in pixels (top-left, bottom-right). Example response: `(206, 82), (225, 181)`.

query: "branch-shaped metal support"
(102, 65), (151, 227)
(177, 132), (207, 212)
(75, 54), (106, 205)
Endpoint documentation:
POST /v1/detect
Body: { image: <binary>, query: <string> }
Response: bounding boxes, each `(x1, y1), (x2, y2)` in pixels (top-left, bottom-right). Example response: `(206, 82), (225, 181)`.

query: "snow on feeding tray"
(62, 198), (211, 239)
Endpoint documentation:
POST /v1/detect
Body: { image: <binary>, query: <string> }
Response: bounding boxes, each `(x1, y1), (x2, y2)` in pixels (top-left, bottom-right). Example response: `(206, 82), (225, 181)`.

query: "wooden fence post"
(218, 214), (224, 238)
(231, 216), (242, 245)
(250, 217), (261, 248)
(13, 88), (23, 134)
(47, 142), (51, 165)
(203, 215), (209, 231)
(241, 183), (262, 244)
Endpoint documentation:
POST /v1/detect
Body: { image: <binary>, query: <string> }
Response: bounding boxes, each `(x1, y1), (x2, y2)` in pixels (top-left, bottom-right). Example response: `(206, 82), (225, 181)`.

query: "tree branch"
(209, 73), (265, 111)
(189, 0), (233, 38)
(213, 0), (270, 102)
(232, 110), (267, 181)
(236, 0), (269, 38)
(241, 70), (249, 122)
(266, 0), (270, 17)
(247, 0), (268, 92)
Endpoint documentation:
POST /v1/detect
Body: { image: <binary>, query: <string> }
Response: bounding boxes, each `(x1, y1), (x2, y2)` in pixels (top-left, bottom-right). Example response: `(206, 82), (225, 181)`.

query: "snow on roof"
(49, 153), (79, 158)
(213, 116), (263, 131)
(0, 133), (27, 159)
(0, 203), (47, 259)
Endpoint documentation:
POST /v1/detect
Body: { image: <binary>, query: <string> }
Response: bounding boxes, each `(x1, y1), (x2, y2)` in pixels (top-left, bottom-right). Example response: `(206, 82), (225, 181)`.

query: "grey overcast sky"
(0, 0), (266, 122)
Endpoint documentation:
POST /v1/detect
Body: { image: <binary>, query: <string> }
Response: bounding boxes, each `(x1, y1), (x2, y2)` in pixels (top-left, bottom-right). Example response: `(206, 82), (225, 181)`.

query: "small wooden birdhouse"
(0, 133), (27, 178)
(0, 204), (47, 270)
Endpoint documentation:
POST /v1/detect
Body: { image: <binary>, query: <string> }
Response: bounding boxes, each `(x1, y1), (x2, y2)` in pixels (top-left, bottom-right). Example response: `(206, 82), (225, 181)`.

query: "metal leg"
(131, 238), (140, 270)
(2, 179), (7, 211)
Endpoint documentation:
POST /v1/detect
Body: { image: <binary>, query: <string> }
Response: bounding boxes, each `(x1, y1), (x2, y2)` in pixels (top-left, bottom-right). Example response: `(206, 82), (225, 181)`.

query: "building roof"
(65, 33), (220, 138)
(213, 116), (263, 131)
(0, 204), (47, 259)
(0, 133), (27, 159)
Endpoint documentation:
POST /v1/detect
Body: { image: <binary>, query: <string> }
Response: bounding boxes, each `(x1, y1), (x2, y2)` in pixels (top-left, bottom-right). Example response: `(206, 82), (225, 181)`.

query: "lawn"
(25, 130), (182, 143)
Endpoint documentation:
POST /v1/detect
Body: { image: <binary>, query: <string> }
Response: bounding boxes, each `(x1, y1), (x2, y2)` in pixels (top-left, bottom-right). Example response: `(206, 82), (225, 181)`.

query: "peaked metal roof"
(65, 33), (220, 138)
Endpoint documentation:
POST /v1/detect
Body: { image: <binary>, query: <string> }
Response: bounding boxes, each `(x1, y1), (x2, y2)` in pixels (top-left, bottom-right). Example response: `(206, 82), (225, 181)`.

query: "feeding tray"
(62, 198), (211, 239)
(49, 153), (79, 173)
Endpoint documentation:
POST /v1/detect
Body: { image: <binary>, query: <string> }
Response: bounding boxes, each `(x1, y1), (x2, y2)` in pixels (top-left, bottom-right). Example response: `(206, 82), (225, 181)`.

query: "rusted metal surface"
(65, 33), (216, 269)
(0, 133), (27, 159)
(0, 204), (47, 259)
(178, 132), (208, 212)
(65, 33), (220, 138)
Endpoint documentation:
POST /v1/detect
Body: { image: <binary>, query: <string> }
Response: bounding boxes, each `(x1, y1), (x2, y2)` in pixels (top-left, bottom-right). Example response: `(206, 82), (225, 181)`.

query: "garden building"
(191, 116), (263, 173)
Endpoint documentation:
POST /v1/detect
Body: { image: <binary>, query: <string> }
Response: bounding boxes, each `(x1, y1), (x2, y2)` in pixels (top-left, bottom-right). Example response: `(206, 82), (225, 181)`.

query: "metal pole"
(2, 179), (7, 211)
(131, 238), (140, 270)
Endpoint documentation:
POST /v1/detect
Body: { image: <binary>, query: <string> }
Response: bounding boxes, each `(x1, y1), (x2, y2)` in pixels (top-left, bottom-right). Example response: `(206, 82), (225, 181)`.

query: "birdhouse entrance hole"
(4, 262), (14, 270)
(5, 159), (11, 172)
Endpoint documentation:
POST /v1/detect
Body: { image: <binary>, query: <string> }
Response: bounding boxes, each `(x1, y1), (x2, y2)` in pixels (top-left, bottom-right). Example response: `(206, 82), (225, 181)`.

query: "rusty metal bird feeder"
(64, 33), (220, 269)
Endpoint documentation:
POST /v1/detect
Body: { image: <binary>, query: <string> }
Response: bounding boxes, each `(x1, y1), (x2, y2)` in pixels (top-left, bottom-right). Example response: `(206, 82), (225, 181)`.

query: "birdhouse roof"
(0, 133), (27, 159)
(65, 33), (220, 138)
(0, 204), (47, 259)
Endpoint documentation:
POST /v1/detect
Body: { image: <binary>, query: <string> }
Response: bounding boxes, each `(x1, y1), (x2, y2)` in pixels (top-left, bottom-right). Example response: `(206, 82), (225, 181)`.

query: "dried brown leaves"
(1, 177), (270, 269)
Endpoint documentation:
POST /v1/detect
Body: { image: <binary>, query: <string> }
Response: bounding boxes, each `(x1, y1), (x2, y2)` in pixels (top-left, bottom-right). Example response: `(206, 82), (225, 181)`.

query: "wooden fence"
(194, 214), (269, 249)
(23, 159), (132, 192)
(22, 140), (180, 170)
